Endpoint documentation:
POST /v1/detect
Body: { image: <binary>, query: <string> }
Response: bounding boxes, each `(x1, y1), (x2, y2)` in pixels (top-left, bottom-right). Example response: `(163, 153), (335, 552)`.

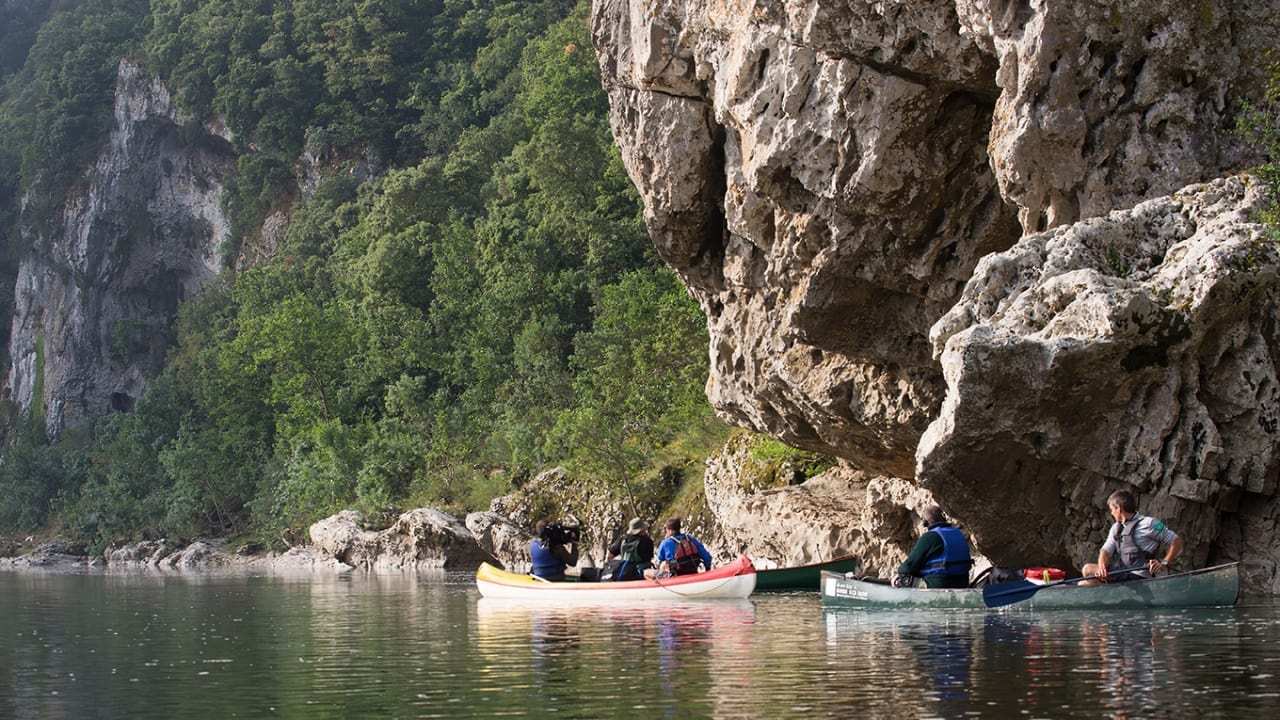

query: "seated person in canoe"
(530, 519), (580, 582)
(1081, 489), (1183, 584)
(605, 517), (654, 581)
(645, 517), (712, 579)
(893, 505), (973, 589)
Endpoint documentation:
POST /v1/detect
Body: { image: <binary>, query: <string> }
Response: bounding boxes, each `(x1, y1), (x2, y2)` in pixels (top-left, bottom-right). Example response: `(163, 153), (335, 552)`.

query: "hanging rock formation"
(592, 0), (1280, 590)
(593, 0), (1021, 479)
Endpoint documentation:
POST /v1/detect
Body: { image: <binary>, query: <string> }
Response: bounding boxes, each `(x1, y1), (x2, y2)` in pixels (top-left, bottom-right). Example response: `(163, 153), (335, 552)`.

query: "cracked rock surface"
(594, 0), (1022, 478)
(309, 509), (498, 571)
(594, 1), (1279, 590)
(923, 177), (1280, 587)
(702, 431), (949, 575)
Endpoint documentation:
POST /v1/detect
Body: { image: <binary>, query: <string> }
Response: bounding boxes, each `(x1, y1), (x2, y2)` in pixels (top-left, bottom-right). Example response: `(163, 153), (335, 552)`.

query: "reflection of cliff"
(5, 59), (232, 436)
(592, 0), (1280, 589)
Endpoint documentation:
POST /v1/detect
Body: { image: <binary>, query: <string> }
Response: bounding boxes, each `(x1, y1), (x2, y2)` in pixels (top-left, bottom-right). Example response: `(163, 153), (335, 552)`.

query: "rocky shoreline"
(590, 0), (1280, 595)
(0, 435), (948, 581)
(0, 538), (354, 574)
(9, 431), (1263, 591)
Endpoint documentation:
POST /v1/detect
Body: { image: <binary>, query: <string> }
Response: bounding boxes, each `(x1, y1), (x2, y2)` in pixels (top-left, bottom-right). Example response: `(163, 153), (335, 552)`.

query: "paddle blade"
(982, 579), (1041, 608)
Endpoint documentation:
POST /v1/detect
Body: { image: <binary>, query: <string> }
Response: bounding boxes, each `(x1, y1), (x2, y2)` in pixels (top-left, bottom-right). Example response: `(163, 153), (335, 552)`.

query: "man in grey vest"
(1082, 489), (1183, 584)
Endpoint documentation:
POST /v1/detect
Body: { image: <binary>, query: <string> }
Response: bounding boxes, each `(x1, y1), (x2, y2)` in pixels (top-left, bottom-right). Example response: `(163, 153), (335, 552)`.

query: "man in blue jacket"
(893, 505), (972, 588)
(529, 519), (579, 582)
(645, 517), (712, 579)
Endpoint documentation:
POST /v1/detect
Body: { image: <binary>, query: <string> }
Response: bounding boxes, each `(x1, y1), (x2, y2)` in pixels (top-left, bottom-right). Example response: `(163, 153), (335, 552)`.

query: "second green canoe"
(755, 556), (860, 591)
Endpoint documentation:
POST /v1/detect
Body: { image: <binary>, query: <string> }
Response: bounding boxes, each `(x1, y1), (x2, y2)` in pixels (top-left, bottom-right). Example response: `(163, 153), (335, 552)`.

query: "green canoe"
(820, 562), (1240, 610)
(755, 556), (860, 591)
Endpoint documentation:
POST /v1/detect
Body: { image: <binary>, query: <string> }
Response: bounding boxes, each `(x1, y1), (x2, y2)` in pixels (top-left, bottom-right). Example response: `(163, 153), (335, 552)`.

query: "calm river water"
(2, 571), (1279, 718)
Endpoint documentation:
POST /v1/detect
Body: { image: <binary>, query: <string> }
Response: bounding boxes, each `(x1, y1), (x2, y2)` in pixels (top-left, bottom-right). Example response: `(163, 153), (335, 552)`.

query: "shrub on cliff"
(1242, 62), (1280, 236)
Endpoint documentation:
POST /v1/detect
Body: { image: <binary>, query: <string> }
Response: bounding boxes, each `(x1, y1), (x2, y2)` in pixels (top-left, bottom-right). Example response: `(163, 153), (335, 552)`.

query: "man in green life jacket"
(606, 518), (654, 581)
(1081, 489), (1183, 584)
(893, 505), (973, 588)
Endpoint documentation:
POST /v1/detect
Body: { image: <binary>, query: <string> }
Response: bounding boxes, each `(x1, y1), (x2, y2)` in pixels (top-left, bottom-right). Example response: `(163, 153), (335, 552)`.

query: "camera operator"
(530, 519), (580, 582)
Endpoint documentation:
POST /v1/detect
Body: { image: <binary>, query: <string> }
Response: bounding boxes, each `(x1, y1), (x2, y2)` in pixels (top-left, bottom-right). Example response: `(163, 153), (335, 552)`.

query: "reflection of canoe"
(476, 556), (757, 600)
(821, 562), (1240, 610)
(755, 556), (859, 591)
(476, 598), (757, 629)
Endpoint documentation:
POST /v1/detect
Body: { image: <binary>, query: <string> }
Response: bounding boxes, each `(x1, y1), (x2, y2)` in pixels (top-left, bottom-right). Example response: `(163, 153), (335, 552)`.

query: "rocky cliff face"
(593, 1), (1280, 590)
(593, 0), (1021, 479)
(924, 177), (1279, 578)
(5, 59), (233, 434)
(702, 431), (947, 574)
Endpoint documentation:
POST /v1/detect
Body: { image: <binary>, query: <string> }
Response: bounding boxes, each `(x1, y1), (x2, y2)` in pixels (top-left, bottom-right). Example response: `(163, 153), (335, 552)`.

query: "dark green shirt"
(898, 525), (968, 589)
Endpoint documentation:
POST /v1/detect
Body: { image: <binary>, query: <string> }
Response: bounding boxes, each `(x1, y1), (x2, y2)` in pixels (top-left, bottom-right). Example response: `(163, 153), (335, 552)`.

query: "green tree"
(0, 1), (721, 544)
(553, 269), (713, 516)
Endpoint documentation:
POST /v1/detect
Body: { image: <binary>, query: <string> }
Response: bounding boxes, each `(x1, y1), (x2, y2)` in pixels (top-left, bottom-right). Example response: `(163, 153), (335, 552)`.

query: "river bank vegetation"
(0, 0), (729, 551)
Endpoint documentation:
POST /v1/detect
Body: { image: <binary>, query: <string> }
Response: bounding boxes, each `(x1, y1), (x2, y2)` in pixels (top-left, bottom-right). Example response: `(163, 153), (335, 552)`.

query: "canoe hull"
(476, 556), (757, 601)
(755, 557), (860, 591)
(821, 562), (1240, 610)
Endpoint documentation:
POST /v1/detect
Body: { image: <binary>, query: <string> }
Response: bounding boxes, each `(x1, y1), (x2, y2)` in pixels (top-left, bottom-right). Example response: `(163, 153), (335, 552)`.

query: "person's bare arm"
(1149, 535), (1183, 575)
(1094, 549), (1112, 580)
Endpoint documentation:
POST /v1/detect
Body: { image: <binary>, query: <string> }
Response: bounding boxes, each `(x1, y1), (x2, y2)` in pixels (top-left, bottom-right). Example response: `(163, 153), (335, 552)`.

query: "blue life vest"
(921, 525), (972, 578)
(530, 539), (566, 579)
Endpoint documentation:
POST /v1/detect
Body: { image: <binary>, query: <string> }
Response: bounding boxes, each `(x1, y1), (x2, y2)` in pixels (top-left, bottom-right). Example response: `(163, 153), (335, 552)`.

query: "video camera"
(540, 522), (581, 546)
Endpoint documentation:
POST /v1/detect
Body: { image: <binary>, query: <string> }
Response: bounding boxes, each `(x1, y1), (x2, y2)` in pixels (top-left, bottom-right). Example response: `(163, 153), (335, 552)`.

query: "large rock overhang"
(592, 0), (1280, 589)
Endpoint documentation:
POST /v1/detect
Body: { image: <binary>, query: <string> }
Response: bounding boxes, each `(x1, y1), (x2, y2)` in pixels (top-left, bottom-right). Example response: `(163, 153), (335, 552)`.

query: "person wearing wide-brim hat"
(606, 518), (654, 581)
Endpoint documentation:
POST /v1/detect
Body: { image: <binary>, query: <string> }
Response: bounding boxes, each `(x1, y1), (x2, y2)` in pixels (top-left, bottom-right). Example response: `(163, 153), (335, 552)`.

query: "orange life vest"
(672, 534), (701, 575)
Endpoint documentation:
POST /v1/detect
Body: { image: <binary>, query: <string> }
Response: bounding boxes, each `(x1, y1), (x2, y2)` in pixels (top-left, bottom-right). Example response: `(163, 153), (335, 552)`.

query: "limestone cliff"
(701, 431), (946, 573)
(593, 1), (1280, 590)
(4, 59), (233, 435)
(925, 177), (1279, 581)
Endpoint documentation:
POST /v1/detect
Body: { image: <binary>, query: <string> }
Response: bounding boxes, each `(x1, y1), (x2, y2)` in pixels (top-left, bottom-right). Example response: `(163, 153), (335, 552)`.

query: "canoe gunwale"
(756, 555), (859, 574)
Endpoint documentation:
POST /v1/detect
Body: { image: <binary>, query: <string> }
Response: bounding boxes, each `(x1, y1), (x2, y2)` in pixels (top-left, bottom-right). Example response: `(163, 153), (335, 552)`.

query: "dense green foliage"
(1242, 64), (1280, 236)
(1, 0), (152, 219)
(0, 0), (723, 547)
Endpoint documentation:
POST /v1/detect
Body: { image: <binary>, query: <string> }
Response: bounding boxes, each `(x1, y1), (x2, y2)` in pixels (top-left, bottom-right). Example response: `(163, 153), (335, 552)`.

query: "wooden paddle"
(982, 565), (1147, 608)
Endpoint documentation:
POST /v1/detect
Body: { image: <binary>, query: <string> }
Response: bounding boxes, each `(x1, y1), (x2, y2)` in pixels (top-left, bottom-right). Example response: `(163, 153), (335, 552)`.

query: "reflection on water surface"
(1, 573), (1278, 718)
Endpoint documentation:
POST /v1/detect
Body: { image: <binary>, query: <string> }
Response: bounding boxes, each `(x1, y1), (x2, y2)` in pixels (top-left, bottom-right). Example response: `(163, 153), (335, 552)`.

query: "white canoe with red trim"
(475, 555), (757, 601)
